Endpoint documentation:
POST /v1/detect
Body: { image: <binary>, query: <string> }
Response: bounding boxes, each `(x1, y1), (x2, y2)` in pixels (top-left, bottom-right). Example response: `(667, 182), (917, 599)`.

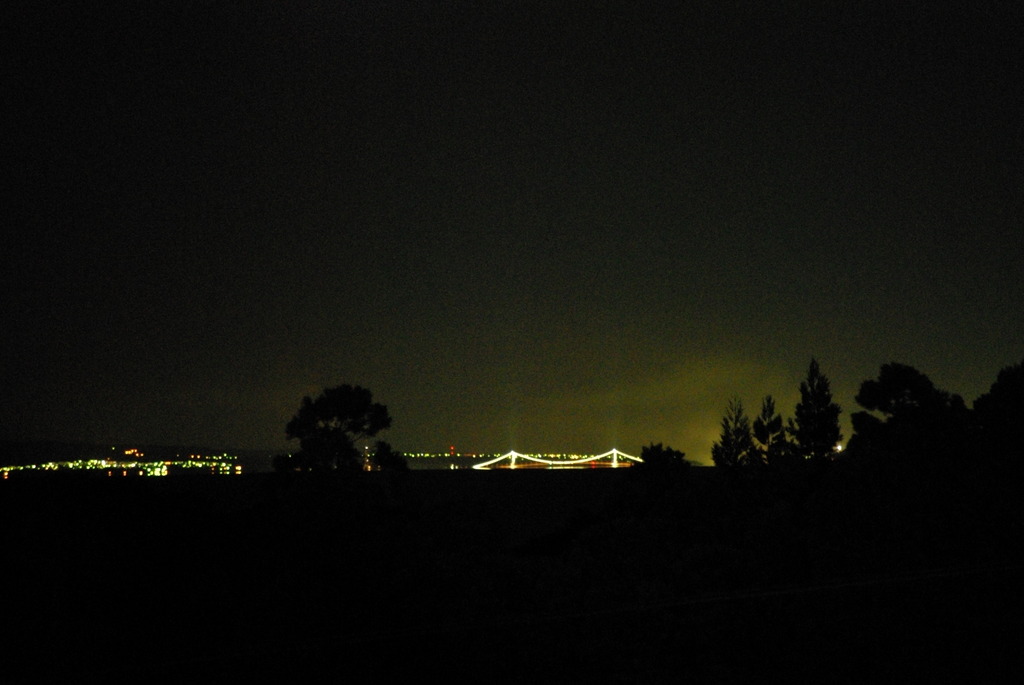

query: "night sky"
(4, 2), (1022, 463)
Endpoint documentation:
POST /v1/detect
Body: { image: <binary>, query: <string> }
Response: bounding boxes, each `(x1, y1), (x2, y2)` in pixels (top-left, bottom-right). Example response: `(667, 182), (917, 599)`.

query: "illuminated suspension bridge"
(471, 449), (641, 470)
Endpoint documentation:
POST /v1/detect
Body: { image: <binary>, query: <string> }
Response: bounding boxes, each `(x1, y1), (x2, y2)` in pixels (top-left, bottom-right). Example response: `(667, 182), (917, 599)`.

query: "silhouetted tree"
(752, 395), (793, 468)
(789, 358), (842, 461)
(285, 384), (391, 471)
(712, 398), (754, 468)
(973, 359), (1024, 461)
(848, 362), (968, 464)
(271, 453), (294, 472)
(638, 442), (690, 471)
(971, 359), (1024, 534)
(372, 440), (409, 472)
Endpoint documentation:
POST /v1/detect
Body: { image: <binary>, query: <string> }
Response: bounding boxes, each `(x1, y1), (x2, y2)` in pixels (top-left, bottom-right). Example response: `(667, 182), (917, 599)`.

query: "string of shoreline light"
(1, 448), (241, 478)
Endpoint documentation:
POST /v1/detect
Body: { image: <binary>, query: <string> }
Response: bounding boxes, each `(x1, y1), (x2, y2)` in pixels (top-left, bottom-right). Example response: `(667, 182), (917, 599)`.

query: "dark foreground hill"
(3, 465), (1023, 682)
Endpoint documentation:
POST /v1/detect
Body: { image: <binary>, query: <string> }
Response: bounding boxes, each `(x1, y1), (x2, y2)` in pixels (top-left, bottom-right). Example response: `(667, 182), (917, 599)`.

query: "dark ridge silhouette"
(4, 361), (1023, 681)
(4, 463), (1021, 682)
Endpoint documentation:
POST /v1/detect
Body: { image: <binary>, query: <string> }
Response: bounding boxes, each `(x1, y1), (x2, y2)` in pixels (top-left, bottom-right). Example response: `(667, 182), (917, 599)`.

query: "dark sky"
(4, 1), (1022, 462)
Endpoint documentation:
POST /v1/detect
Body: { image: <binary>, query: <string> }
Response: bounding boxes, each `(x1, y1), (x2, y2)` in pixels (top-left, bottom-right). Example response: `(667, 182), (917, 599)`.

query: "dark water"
(406, 455), (488, 470)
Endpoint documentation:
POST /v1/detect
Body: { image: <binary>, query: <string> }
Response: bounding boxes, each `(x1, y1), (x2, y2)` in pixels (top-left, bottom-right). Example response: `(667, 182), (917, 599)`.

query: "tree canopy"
(283, 384), (392, 472)
(849, 363), (970, 465)
(638, 442), (690, 472)
(371, 441), (409, 472)
(972, 359), (1024, 466)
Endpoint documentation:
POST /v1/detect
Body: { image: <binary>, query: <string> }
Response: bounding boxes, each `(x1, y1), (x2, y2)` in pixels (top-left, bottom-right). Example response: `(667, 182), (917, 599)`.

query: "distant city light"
(0, 451), (242, 477)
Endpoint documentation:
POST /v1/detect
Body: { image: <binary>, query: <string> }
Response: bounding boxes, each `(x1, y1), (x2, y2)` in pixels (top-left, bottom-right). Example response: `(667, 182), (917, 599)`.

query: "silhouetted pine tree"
(789, 358), (842, 462)
(712, 398), (754, 468)
(752, 395), (793, 468)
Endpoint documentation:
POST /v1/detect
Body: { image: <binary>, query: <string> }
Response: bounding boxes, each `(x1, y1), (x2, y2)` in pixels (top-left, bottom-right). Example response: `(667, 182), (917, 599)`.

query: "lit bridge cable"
(471, 449), (641, 470)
